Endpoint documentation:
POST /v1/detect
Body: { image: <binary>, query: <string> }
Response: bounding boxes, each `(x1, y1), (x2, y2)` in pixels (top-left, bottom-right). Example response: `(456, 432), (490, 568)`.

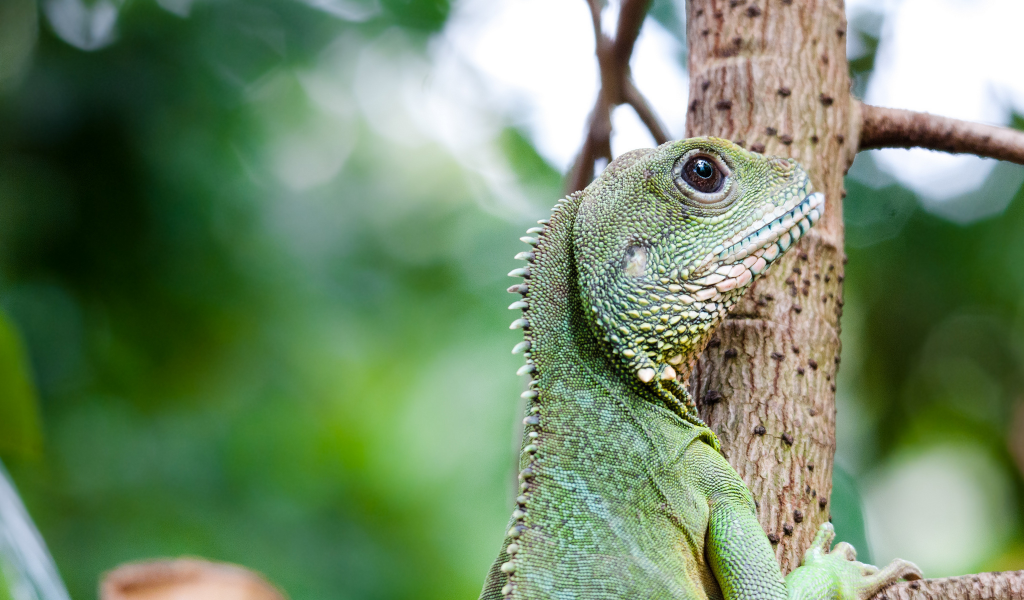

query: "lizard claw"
(804, 522), (837, 562)
(855, 559), (923, 600)
(832, 541), (857, 562)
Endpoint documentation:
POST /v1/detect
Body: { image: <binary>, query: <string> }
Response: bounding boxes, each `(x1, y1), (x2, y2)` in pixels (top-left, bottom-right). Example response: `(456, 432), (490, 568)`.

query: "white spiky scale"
(512, 340), (531, 354)
(509, 300), (529, 310)
(510, 318), (529, 330)
(520, 236), (539, 246)
(508, 267), (530, 278)
(515, 251), (535, 261)
(526, 227), (544, 234)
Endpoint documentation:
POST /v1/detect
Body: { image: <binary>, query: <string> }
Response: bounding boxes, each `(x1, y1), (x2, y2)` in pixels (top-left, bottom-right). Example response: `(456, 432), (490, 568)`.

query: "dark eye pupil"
(681, 156), (724, 193)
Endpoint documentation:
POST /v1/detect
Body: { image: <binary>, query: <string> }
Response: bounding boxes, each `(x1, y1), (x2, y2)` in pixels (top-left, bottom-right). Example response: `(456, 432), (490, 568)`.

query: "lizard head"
(575, 137), (822, 386)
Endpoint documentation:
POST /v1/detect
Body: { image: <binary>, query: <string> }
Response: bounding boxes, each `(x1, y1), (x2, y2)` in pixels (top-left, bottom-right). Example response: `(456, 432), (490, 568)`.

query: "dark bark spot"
(733, 139), (746, 148)
(780, 134), (793, 144)
(837, 27), (846, 38)
(783, 523), (794, 535)
(777, 87), (791, 97)
(750, 142), (766, 153)
(768, 533), (779, 544)
(808, 359), (818, 370)
(807, 462), (814, 471)
(690, 100), (699, 112)
(702, 390), (723, 405)
(794, 510), (804, 523)
(782, 432), (794, 445)
(791, 346), (800, 354)
(724, 348), (738, 358)
(810, 135), (819, 143)
(820, 93), (834, 106)
(799, 252), (808, 261)
(797, 367), (805, 375)
(701, 28), (710, 36)
(754, 425), (766, 436)
(766, 127), (777, 136)
(707, 336), (721, 348)
(746, 5), (761, 17)
(819, 497), (828, 508)
(792, 305), (802, 314)
(771, 351), (784, 361)
(702, 80), (711, 91)
(716, 99), (733, 110)
(836, 134), (845, 144)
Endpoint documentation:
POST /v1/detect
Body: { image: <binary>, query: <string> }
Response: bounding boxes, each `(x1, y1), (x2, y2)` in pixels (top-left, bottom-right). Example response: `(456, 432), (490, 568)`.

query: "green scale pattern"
(481, 138), (920, 600)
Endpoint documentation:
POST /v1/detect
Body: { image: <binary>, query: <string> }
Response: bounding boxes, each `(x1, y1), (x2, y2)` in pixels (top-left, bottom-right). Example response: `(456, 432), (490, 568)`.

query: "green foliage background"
(0, 1), (1021, 598)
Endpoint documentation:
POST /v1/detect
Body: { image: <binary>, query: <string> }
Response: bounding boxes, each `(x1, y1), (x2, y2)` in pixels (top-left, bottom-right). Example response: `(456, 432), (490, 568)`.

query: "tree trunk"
(685, 0), (852, 573)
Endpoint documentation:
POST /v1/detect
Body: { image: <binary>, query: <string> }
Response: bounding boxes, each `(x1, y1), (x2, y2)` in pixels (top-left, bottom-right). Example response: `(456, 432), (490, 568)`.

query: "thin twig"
(567, 0), (666, 192)
(569, 92), (613, 192)
(611, 0), (651, 66)
(859, 102), (1024, 164)
(623, 78), (669, 144)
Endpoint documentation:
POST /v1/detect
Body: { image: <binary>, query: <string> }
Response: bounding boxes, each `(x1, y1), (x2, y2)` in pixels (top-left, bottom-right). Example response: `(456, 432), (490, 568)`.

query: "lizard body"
(481, 138), (919, 600)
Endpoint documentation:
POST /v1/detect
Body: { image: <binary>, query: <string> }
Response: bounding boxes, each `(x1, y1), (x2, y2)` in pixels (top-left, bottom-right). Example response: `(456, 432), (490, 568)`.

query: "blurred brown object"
(1010, 401), (1024, 479)
(100, 558), (287, 600)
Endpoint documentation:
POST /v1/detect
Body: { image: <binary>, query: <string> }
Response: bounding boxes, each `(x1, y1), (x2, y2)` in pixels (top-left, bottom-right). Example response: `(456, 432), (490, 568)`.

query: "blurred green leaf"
(0, 309), (41, 458)
(831, 464), (872, 565)
(382, 0), (450, 31)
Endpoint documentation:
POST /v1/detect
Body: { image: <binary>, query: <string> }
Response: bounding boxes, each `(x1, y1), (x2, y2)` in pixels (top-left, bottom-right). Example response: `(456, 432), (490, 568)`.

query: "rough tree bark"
(568, 0), (1024, 598)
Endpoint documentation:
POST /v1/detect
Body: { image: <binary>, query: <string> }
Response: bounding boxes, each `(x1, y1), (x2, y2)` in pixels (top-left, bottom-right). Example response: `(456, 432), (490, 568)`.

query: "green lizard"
(481, 138), (921, 600)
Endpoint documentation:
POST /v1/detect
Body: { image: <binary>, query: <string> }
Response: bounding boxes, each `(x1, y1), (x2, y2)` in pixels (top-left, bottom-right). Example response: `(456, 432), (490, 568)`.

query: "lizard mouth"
(684, 191), (824, 301)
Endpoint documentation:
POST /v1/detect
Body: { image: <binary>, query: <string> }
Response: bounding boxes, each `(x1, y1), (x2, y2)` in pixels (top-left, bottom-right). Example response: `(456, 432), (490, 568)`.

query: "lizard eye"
(680, 157), (724, 193)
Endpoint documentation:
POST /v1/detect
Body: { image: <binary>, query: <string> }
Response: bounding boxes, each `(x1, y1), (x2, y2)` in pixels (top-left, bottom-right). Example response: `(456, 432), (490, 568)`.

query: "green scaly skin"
(481, 138), (921, 600)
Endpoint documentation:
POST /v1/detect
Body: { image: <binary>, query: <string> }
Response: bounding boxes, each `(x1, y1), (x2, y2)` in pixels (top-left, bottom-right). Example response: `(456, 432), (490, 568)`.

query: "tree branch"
(568, 0), (667, 192)
(870, 570), (1024, 600)
(610, 0), (650, 67)
(859, 102), (1024, 164)
(623, 77), (669, 144)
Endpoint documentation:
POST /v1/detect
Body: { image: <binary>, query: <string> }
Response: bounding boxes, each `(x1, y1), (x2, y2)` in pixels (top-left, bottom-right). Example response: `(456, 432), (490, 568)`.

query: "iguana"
(481, 138), (921, 600)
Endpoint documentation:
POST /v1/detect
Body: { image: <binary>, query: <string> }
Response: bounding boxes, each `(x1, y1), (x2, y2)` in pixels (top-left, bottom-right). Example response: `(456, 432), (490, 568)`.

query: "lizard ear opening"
(622, 245), (648, 278)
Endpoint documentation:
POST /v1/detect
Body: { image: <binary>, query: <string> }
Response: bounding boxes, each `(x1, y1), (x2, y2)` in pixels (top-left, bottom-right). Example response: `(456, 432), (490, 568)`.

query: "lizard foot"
(793, 523), (922, 600)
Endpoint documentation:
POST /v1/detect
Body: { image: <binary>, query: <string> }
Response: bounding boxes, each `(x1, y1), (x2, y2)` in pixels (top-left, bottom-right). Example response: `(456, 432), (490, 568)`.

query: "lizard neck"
(495, 194), (718, 599)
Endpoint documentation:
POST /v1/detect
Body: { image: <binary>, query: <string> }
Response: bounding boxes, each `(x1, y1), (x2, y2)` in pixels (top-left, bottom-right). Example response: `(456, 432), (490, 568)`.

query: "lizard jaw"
(685, 191), (824, 299)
